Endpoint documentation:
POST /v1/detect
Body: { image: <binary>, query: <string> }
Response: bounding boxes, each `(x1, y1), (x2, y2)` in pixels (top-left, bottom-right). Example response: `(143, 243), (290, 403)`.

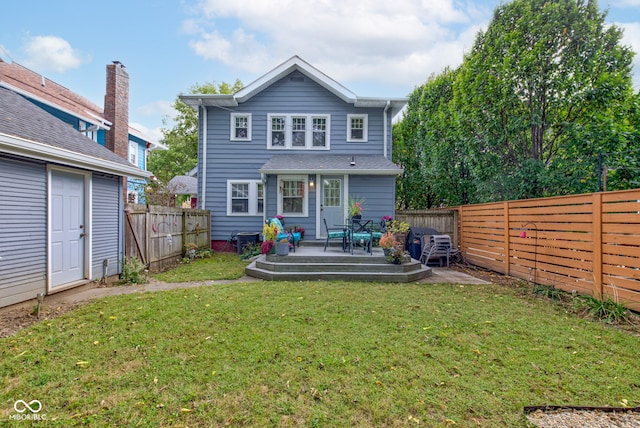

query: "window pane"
(231, 183), (249, 213)
(312, 118), (326, 147)
(257, 183), (264, 214)
(235, 116), (248, 139)
(292, 117), (306, 146)
(323, 179), (341, 207)
(282, 180), (304, 214)
(351, 117), (364, 139)
(271, 117), (286, 147)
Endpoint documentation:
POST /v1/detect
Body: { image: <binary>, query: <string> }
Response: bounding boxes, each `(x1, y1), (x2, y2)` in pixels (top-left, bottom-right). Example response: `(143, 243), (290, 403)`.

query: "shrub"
(120, 257), (147, 285)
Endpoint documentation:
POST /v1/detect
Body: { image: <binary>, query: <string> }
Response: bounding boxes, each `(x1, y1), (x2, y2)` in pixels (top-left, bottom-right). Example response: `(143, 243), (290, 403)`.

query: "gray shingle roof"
(259, 154), (403, 175)
(167, 175), (198, 195)
(0, 86), (142, 172)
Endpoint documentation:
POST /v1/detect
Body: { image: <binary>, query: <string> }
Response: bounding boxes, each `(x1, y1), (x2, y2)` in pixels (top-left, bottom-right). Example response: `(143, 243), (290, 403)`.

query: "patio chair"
(350, 218), (373, 255)
(323, 218), (348, 252)
(269, 218), (301, 252)
(420, 234), (457, 267)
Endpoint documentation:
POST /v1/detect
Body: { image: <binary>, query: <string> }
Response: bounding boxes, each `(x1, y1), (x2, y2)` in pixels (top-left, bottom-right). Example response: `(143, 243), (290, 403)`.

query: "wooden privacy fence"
(125, 204), (211, 272)
(395, 209), (458, 245)
(457, 189), (640, 311)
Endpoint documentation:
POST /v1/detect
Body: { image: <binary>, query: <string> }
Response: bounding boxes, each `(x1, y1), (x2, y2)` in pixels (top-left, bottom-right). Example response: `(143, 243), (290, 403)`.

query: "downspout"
(383, 100), (390, 158)
(200, 104), (207, 210)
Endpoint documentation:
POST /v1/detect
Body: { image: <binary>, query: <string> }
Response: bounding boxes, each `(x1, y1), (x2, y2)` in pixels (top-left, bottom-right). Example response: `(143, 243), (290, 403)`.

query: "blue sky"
(1, 0), (638, 143)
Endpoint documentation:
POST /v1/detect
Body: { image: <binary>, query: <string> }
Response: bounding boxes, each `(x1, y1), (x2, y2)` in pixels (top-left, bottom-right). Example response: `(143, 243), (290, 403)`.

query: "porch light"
(309, 176), (315, 187)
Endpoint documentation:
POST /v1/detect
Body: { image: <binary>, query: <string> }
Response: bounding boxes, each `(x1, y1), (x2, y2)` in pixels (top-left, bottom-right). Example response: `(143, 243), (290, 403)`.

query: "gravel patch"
(526, 408), (640, 427)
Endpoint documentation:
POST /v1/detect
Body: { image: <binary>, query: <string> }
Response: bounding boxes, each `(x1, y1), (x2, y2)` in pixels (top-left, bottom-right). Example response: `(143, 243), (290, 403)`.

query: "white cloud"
(616, 21), (640, 88)
(21, 35), (87, 73)
(185, 0), (492, 94)
(136, 100), (175, 118)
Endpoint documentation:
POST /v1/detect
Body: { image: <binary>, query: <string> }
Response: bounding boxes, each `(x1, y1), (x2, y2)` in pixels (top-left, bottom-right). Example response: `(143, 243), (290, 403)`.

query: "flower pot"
(383, 248), (391, 256)
(276, 242), (290, 256)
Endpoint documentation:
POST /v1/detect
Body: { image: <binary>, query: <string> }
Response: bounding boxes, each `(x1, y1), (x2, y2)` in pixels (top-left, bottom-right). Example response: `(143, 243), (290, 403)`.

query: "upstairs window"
(268, 114), (330, 149)
(129, 141), (138, 165)
(347, 114), (368, 142)
(271, 116), (286, 147)
(312, 117), (327, 147)
(230, 113), (252, 141)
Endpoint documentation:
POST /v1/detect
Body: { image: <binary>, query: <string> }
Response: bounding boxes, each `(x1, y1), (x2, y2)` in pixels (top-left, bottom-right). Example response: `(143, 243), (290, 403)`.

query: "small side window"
(347, 114), (368, 142)
(230, 113), (252, 141)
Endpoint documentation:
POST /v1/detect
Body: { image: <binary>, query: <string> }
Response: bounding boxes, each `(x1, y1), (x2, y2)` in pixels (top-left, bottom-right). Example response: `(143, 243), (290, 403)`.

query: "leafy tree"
(148, 80), (243, 183)
(397, 0), (637, 206)
(454, 0), (635, 201)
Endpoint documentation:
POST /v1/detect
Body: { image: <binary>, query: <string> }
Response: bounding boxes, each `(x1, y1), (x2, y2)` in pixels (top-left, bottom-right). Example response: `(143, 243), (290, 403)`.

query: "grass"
(151, 252), (248, 282)
(1, 258), (639, 426)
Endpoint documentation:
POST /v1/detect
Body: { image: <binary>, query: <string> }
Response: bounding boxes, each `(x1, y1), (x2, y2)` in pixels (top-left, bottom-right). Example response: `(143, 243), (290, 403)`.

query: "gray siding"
(348, 175), (396, 224)
(92, 174), (123, 278)
(0, 155), (47, 307)
(203, 70), (396, 240)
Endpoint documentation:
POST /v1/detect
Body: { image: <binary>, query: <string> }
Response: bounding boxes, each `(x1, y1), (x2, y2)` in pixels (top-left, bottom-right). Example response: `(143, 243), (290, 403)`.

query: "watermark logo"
(10, 400), (46, 421)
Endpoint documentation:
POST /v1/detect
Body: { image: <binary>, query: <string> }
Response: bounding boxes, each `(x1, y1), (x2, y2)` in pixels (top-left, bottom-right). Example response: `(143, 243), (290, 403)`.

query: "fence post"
(592, 193), (603, 299)
(504, 201), (510, 276)
(182, 208), (187, 253)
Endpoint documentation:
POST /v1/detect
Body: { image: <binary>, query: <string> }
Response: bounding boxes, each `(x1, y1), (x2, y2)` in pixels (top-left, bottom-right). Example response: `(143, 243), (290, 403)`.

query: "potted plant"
(386, 219), (410, 247)
(379, 232), (397, 256)
(261, 220), (280, 254)
(276, 237), (290, 256)
(386, 246), (410, 265)
(348, 196), (365, 219)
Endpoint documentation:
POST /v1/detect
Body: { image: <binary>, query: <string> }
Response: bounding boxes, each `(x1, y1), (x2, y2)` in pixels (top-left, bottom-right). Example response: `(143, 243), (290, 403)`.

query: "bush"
(120, 257), (147, 285)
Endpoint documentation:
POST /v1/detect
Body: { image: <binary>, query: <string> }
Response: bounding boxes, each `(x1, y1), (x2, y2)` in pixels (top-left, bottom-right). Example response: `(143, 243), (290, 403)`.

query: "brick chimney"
(104, 61), (129, 160)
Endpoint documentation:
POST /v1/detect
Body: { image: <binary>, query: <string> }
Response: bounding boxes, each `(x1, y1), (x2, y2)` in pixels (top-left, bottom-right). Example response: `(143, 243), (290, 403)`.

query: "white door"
(50, 170), (85, 289)
(320, 176), (344, 236)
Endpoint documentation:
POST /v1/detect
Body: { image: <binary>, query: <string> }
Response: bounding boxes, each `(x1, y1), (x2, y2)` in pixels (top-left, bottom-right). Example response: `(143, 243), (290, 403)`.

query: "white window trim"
(226, 180), (263, 216)
(347, 114), (368, 142)
(267, 113), (330, 150)
(129, 141), (138, 165)
(230, 113), (252, 141)
(277, 175), (308, 217)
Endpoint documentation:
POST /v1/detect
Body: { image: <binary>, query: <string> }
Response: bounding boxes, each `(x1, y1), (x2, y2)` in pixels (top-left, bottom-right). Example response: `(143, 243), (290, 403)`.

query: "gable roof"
(0, 58), (162, 148)
(0, 86), (150, 178)
(180, 55), (407, 117)
(0, 59), (110, 129)
(168, 175), (198, 195)
(259, 154), (403, 175)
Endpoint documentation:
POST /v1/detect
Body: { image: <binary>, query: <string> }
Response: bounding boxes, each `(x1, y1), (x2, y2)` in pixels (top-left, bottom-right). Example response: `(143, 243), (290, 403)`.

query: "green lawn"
(1, 262), (638, 426)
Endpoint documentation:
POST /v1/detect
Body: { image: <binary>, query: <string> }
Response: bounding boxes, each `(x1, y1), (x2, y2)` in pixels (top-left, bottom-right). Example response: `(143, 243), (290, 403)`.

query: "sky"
(1, 0), (639, 143)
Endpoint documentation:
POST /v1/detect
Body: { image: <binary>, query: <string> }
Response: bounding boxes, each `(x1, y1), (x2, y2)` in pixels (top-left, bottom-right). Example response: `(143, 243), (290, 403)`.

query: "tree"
(454, 0), (635, 201)
(148, 80), (243, 184)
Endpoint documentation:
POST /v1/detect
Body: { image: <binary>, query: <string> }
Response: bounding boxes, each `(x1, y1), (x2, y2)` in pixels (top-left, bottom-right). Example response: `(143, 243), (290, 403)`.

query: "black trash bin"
(237, 232), (260, 254)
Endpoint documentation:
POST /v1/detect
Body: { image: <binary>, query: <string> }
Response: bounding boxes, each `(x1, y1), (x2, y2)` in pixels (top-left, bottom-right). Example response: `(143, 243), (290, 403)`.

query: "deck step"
(246, 255), (432, 282)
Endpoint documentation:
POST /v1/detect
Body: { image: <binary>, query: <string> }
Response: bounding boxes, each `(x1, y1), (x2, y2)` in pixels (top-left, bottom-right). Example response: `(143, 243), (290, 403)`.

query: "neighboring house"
(167, 175), (198, 208)
(0, 58), (165, 202)
(180, 56), (407, 247)
(0, 86), (151, 308)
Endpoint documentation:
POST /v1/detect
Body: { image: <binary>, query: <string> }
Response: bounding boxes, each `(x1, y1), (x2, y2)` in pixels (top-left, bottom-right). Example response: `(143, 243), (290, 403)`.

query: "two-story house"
(180, 56), (407, 247)
(0, 58), (164, 202)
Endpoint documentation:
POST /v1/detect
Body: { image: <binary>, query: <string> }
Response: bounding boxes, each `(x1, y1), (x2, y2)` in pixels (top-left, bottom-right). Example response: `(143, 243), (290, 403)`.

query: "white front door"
(50, 170), (86, 289)
(320, 176), (344, 236)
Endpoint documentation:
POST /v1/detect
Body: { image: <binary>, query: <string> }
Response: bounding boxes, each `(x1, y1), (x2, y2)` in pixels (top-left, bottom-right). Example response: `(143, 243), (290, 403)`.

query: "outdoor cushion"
(269, 218), (301, 246)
